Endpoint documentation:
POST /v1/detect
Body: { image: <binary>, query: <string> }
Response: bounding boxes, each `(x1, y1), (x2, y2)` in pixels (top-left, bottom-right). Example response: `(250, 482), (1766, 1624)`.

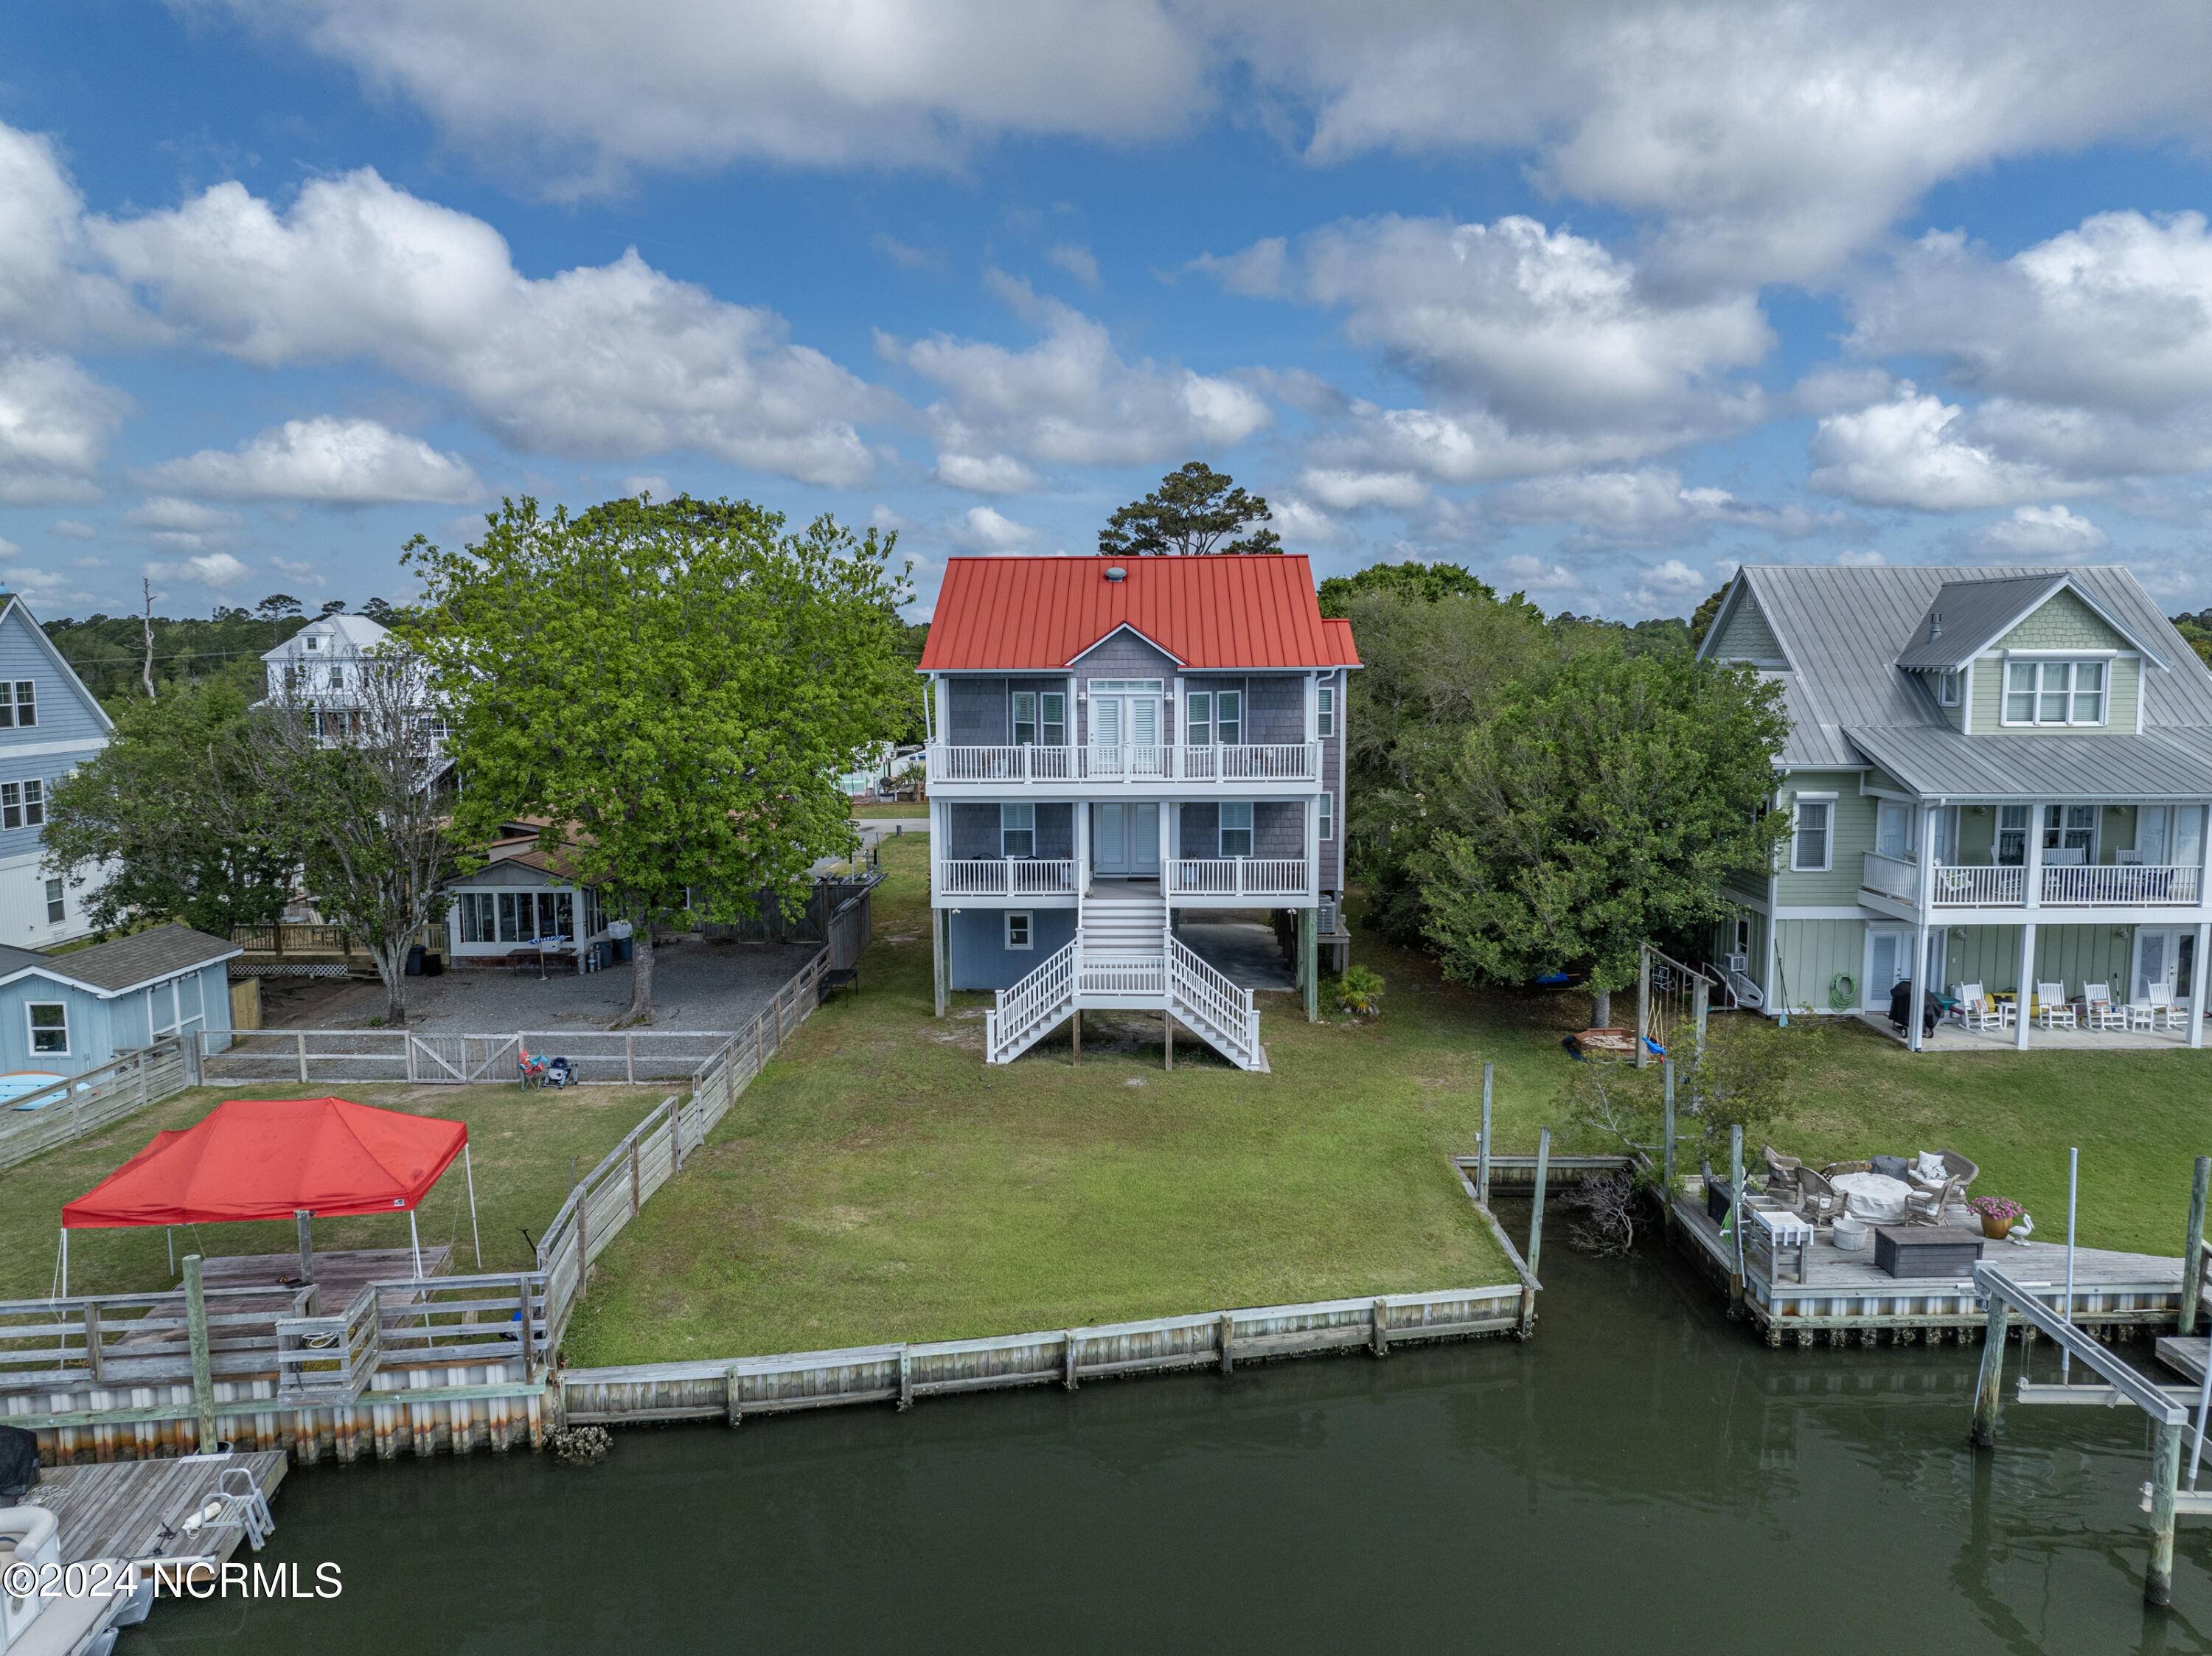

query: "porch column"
(2191, 921), (2210, 1050)
(1910, 802), (1938, 1052)
(1305, 795), (1320, 904)
(1302, 672), (1319, 743)
(2023, 798), (2046, 913)
(1157, 803), (1172, 943)
(932, 673), (950, 748)
(2014, 922), (2036, 1050)
(1074, 801), (1089, 896)
(932, 907), (948, 1018)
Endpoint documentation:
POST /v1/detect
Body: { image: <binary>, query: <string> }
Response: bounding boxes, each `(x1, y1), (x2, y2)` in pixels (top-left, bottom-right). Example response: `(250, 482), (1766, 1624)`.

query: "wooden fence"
(197, 1027), (742, 1087)
(536, 950), (830, 1351)
(0, 1036), (198, 1172)
(560, 1286), (1526, 1426)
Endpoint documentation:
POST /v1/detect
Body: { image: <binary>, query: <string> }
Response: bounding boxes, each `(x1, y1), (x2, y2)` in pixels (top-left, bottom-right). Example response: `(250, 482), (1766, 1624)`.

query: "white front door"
(2135, 928), (2181, 1002)
(1132, 804), (1160, 874)
(1088, 804), (1159, 877)
(1865, 927), (1943, 1009)
(1093, 803), (1127, 874)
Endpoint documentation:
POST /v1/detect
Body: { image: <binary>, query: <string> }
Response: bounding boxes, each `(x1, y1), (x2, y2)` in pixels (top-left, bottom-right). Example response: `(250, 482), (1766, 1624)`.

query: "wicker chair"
(1904, 1150), (1980, 1224)
(1761, 1145), (1802, 1203)
(1797, 1166), (1846, 1225)
(1820, 1160), (1872, 1179)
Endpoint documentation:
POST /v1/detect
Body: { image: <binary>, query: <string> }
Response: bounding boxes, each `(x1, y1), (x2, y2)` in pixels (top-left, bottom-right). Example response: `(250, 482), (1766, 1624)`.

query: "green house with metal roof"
(1697, 564), (2212, 1051)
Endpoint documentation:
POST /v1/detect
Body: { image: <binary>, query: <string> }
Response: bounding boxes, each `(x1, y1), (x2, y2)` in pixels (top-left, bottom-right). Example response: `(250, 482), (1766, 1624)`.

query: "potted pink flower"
(1969, 1194), (2025, 1242)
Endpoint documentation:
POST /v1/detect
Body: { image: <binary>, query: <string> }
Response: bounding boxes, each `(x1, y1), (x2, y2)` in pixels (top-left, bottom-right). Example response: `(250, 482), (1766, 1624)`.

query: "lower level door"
(1865, 926), (1942, 1009)
(2133, 928), (2197, 1001)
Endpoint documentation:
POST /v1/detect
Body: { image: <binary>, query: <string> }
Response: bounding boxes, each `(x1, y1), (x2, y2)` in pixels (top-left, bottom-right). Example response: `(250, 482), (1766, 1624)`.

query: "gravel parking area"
(260, 936), (825, 1033)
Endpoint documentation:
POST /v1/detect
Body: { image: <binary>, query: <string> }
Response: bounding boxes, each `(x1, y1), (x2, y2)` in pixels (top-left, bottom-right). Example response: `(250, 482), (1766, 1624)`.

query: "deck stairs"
(984, 888), (1267, 1070)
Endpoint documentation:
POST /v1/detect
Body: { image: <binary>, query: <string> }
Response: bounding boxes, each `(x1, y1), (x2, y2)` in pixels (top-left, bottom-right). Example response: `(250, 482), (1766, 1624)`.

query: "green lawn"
(850, 801), (928, 820)
(0, 1082), (672, 1300)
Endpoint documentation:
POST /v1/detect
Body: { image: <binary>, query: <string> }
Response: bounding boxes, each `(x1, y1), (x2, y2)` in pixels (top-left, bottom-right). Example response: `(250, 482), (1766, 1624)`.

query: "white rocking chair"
(2147, 981), (2190, 1031)
(2079, 982), (2128, 1031)
(1957, 982), (2011, 1033)
(2036, 982), (2077, 1030)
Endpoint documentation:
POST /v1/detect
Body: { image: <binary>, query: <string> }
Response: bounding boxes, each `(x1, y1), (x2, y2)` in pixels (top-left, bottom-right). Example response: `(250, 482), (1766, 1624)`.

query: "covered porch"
(1857, 1011), (2194, 1051)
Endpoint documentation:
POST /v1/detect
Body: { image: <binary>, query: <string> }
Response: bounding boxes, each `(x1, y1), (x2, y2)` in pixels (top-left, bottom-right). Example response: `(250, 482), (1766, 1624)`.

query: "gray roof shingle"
(6, 924), (241, 995)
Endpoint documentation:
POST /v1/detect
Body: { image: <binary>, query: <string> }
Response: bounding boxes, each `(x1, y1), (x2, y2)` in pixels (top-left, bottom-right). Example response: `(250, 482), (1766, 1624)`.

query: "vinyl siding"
(0, 605), (108, 750)
(1997, 588), (2132, 652)
(1711, 590), (1788, 666)
(1773, 918), (1865, 1014)
(1936, 924), (2135, 998)
(1074, 633), (1178, 741)
(948, 906), (1077, 989)
(1966, 653), (2141, 735)
(0, 960), (232, 1076)
(948, 801), (1072, 860)
(1774, 773), (1872, 906)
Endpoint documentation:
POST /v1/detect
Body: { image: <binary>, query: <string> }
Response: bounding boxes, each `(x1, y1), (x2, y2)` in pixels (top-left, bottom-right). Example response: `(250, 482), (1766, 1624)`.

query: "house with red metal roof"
(919, 554), (1360, 1069)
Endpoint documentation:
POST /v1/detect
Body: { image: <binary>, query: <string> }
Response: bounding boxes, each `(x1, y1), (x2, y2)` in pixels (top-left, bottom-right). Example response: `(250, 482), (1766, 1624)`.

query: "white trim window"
(1790, 799), (1833, 872)
(1005, 911), (1034, 950)
(1010, 690), (1065, 746)
(43, 877), (63, 925)
(1000, 802), (1036, 859)
(2042, 803), (2096, 860)
(1317, 683), (1335, 737)
(1936, 670), (1961, 707)
(1996, 804), (2031, 866)
(2003, 658), (2107, 726)
(27, 1001), (67, 1056)
(0, 681), (35, 729)
(1186, 688), (1242, 746)
(23, 779), (43, 828)
(1219, 801), (1254, 858)
(1874, 800), (1916, 860)
(1319, 792), (1333, 841)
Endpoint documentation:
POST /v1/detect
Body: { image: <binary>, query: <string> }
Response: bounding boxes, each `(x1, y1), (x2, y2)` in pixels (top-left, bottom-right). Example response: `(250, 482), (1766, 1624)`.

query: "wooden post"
(1371, 1296), (1391, 1357)
(518, 1274), (535, 1367)
(629, 1136), (641, 1217)
(82, 1304), (102, 1383)
(1071, 1009), (1080, 1065)
(1216, 1314), (1234, 1376)
(1635, 944), (1651, 1069)
(1301, 907), (1318, 1023)
(1969, 1295), (2010, 1447)
(670, 1107), (685, 1174)
(776, 992), (786, 1048)
(184, 1254), (217, 1454)
(1661, 1060), (1677, 1236)
(1526, 1127), (1551, 1282)
(625, 1034), (636, 1085)
(2148, 1417), (2183, 1606)
(2181, 1156), (2210, 1335)
(897, 1348), (914, 1410)
(725, 1363), (743, 1427)
(406, 1036), (417, 1085)
(1164, 1009), (1173, 1071)
(574, 1208), (588, 1306)
(1691, 975), (1710, 1053)
(1477, 1062), (1493, 1206)
(1065, 1332), (1082, 1391)
(1728, 1124), (1747, 1315)
(294, 1208), (315, 1284)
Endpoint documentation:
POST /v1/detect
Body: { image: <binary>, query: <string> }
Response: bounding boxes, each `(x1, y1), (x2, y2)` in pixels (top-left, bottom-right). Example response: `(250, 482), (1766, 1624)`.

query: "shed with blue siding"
(0, 925), (240, 1076)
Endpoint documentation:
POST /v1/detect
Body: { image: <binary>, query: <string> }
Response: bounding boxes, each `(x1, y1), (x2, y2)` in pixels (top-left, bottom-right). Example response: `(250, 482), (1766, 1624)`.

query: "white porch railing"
(1078, 955), (1166, 996)
(928, 742), (1320, 785)
(1168, 937), (1262, 1068)
(986, 940), (1079, 1062)
(1171, 857), (1310, 898)
(1861, 852), (1917, 903)
(2042, 864), (2201, 905)
(1932, 864), (2027, 906)
(939, 857), (1078, 897)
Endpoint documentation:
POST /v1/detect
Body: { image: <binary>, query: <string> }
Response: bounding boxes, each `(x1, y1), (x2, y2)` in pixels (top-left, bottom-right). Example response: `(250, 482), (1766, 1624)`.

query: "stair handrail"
(1167, 936), (1255, 1057)
(990, 938), (1079, 1060)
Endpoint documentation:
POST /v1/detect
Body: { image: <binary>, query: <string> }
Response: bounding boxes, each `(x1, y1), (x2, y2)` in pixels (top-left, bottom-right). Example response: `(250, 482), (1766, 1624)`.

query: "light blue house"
(0, 925), (239, 1078)
(0, 592), (114, 947)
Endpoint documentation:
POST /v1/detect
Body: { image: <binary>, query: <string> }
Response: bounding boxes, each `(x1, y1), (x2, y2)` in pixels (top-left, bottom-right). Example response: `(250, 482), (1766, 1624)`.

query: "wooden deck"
(24, 1450), (286, 1568)
(198, 1245), (450, 1309)
(1672, 1189), (2185, 1343)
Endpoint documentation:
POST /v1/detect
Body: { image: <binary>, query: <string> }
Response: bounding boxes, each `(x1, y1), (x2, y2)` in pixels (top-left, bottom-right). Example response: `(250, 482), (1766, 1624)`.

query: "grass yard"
(849, 801), (928, 820)
(0, 1082), (672, 1301)
(572, 834), (2212, 1365)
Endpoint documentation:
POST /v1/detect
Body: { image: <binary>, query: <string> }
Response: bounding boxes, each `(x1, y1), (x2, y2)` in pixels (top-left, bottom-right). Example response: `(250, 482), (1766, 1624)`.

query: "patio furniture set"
(1950, 979), (2190, 1036)
(1709, 1147), (1983, 1282)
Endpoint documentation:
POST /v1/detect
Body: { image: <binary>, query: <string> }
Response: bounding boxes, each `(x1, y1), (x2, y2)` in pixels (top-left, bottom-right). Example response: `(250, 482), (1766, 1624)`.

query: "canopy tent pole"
(2061, 1147), (2080, 1384)
(166, 1226), (174, 1278)
(58, 1228), (67, 1299)
(463, 1143), (482, 1270)
(409, 1209), (423, 1281)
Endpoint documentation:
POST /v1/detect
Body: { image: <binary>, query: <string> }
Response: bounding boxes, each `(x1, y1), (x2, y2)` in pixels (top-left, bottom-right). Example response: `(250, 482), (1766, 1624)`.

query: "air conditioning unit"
(1723, 952), (1750, 976)
(1319, 899), (1338, 936)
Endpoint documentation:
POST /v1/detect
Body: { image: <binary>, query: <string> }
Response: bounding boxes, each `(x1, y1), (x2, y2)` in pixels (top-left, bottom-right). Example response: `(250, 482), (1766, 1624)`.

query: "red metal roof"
(919, 555), (1359, 671)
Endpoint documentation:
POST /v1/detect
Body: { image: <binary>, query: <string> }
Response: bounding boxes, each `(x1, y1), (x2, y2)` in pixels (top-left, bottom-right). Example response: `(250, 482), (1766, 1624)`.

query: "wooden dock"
(1670, 1188), (2185, 1344)
(26, 1450), (286, 1567)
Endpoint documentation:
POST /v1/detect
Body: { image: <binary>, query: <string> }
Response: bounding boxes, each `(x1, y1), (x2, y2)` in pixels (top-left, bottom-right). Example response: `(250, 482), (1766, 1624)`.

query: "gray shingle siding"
(949, 801), (1073, 858)
(1253, 800), (1304, 858)
(1074, 633), (1177, 741)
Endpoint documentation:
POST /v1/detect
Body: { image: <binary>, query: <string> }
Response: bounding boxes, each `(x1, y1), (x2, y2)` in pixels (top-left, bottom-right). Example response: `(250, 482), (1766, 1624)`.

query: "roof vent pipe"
(1104, 566), (1127, 582)
(1927, 610), (1942, 641)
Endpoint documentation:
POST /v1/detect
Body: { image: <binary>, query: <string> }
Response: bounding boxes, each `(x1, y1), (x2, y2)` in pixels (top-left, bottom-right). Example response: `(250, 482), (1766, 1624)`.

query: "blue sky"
(4, 2), (2212, 624)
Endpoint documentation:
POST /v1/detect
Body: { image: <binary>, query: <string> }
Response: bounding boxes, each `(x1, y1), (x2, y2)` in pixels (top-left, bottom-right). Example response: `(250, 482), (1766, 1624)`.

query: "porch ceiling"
(1844, 723), (2212, 802)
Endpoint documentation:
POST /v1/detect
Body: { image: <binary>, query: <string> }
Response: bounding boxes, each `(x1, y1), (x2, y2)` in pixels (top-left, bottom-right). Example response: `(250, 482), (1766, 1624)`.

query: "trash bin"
(405, 944), (426, 977)
(615, 936), (633, 962)
(422, 953), (445, 977)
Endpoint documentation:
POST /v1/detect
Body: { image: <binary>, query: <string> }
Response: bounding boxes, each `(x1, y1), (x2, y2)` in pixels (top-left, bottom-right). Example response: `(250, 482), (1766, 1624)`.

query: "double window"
(1219, 802), (1253, 858)
(1010, 691), (1065, 747)
(1000, 803), (1035, 859)
(2042, 803), (2096, 860)
(2003, 658), (2107, 726)
(1790, 798), (1833, 872)
(27, 1002), (66, 1055)
(0, 681), (35, 728)
(1186, 689), (1242, 746)
(0, 781), (43, 831)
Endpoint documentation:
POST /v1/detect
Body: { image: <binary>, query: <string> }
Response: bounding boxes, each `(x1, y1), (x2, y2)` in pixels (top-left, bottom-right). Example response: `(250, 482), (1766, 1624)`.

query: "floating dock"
(27, 1449), (287, 1570)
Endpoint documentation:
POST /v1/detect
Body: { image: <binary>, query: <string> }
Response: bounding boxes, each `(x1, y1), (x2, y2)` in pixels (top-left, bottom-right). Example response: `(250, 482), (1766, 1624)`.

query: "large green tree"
(1317, 559), (1494, 616)
(1099, 462), (1281, 557)
(403, 495), (912, 1023)
(43, 679), (293, 937)
(1413, 647), (1788, 1028)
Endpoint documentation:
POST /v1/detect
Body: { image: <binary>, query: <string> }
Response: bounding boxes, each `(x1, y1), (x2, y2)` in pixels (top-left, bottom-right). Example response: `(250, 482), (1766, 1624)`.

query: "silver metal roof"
(1722, 563), (2212, 773)
(1893, 575), (2063, 669)
(1844, 725), (2212, 801)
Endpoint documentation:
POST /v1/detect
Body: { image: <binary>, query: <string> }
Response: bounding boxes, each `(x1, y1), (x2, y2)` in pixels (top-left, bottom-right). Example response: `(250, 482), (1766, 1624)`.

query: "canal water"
(145, 1216), (2212, 1654)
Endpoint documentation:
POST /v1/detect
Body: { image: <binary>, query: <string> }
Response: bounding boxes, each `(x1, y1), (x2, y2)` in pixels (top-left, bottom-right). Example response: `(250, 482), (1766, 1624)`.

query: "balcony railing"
(1169, 857), (1311, 898)
(928, 742), (1320, 786)
(938, 858), (1079, 897)
(1870, 857), (2205, 908)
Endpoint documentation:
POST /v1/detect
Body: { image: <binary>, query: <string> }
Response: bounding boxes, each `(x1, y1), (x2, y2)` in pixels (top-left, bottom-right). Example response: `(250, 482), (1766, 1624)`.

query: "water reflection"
(145, 1221), (2212, 1654)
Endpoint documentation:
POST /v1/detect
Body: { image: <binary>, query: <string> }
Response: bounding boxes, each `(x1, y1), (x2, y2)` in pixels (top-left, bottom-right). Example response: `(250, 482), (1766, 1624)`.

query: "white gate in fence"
(197, 1028), (739, 1086)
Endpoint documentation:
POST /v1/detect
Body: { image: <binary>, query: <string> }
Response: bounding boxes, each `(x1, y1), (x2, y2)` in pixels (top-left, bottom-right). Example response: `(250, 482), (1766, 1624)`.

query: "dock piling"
(1728, 1125), (1746, 1316)
(2180, 1157), (2208, 1335)
(1477, 1063), (1493, 1206)
(1970, 1295), (2011, 1447)
(184, 1254), (216, 1454)
(1526, 1128), (1551, 1284)
(1661, 1061), (1676, 1236)
(2148, 1419), (2183, 1606)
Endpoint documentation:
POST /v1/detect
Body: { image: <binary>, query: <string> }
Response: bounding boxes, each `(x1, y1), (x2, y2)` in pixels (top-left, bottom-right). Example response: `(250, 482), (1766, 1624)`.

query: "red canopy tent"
(58, 1097), (478, 1291)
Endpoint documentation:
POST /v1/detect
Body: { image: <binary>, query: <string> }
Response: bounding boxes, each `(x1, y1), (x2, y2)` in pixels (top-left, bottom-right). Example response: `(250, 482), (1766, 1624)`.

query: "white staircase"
(984, 887), (1267, 1071)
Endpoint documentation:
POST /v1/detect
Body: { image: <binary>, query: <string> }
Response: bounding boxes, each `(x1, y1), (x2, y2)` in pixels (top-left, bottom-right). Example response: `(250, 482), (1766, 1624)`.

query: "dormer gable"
(1697, 575), (1790, 669)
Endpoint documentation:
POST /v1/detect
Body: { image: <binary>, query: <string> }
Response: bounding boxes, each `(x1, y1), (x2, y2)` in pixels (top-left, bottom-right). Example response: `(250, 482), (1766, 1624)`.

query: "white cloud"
(0, 348), (127, 504)
(49, 518), (94, 540)
(1045, 243), (1101, 288)
(268, 555), (330, 591)
(93, 167), (886, 486)
(1494, 553), (1583, 596)
(145, 416), (482, 504)
(1267, 495), (1355, 549)
(619, 473), (670, 500)
(947, 505), (1035, 552)
(1809, 387), (2090, 511)
(1973, 504), (2108, 557)
(0, 537), (18, 559)
(145, 550), (251, 586)
(126, 496), (241, 533)
(1297, 467), (1428, 512)
(1492, 467), (1844, 546)
(871, 234), (943, 273)
(888, 274), (1269, 469)
(186, 0), (1204, 187)
(933, 451), (1041, 495)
